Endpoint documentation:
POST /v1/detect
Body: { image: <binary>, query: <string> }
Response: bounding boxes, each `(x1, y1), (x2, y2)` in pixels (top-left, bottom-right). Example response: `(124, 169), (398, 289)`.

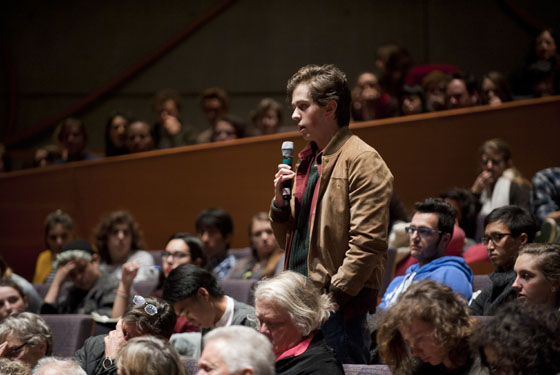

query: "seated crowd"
(1, 30), (560, 374)
(1, 185), (560, 374)
(0, 29), (556, 171)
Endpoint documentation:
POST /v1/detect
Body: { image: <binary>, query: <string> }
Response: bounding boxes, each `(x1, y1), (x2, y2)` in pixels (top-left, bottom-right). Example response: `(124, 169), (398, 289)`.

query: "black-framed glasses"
(481, 232), (512, 246)
(161, 251), (190, 261)
(4, 342), (27, 358)
(133, 295), (157, 316)
(404, 225), (442, 238)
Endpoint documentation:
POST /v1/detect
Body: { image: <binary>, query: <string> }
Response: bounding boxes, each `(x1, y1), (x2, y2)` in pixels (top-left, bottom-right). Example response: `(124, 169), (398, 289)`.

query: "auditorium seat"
(181, 356), (199, 375)
(343, 364), (392, 374)
(219, 279), (257, 305)
(180, 357), (393, 375)
(378, 247), (397, 297)
(41, 314), (94, 357)
(468, 261), (494, 275)
(33, 281), (72, 300)
(472, 274), (491, 292)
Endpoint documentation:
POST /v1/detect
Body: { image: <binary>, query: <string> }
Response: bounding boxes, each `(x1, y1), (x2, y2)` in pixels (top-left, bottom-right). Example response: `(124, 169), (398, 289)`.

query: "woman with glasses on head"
(0, 312), (53, 369)
(75, 296), (176, 375)
(112, 233), (206, 334)
(512, 243), (560, 309)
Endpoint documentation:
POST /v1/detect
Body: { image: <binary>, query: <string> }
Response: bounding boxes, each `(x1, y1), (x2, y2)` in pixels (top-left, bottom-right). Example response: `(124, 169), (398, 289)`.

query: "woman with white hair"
(254, 271), (344, 375)
(0, 313), (53, 369)
(198, 326), (275, 375)
(116, 336), (184, 375)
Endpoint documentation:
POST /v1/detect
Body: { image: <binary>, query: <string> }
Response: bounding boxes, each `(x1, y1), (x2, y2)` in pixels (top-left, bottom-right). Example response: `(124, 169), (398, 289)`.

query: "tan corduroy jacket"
(270, 127), (393, 310)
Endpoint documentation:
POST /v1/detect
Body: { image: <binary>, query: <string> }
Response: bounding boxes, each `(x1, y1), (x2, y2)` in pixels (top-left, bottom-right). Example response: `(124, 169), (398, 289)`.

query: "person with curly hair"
(377, 280), (484, 375)
(471, 301), (560, 375)
(512, 243), (560, 308)
(93, 211), (156, 283)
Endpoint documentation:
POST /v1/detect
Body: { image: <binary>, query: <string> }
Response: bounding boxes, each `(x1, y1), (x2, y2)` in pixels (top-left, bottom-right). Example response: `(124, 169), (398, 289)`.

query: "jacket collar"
(323, 126), (352, 156)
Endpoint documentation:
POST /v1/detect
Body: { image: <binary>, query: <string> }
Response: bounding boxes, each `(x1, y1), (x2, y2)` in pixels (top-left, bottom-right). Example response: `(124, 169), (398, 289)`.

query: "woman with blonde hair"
(377, 280), (484, 374)
(513, 243), (560, 308)
(116, 336), (185, 375)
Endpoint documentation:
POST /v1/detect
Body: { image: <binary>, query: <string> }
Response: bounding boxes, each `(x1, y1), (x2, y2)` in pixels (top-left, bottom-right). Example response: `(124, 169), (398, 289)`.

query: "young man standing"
(270, 64), (393, 364)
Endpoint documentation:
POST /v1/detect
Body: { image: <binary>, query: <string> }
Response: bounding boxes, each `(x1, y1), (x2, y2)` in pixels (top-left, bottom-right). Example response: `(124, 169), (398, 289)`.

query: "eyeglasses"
(481, 232), (512, 246)
(404, 225), (442, 238)
(133, 295), (158, 316)
(4, 342), (27, 358)
(161, 251), (190, 260)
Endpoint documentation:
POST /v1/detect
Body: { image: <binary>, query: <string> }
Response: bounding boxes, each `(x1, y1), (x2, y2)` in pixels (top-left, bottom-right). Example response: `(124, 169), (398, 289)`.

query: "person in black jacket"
(73, 296), (176, 375)
(469, 205), (537, 316)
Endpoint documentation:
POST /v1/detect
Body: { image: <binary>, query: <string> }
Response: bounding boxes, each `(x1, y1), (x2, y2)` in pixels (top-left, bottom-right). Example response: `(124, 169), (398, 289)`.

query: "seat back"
(33, 282), (73, 300)
(468, 261), (494, 275)
(472, 274), (491, 292)
(181, 356), (200, 375)
(378, 247), (397, 297)
(219, 279), (258, 305)
(343, 364), (392, 374)
(41, 314), (94, 357)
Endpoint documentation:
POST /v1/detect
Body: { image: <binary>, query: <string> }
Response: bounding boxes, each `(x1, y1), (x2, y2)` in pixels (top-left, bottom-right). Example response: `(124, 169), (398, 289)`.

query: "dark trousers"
(321, 309), (371, 364)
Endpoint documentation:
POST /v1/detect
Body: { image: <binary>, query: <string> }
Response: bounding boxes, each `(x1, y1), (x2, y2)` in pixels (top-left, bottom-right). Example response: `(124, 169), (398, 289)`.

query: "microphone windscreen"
(281, 141), (294, 158)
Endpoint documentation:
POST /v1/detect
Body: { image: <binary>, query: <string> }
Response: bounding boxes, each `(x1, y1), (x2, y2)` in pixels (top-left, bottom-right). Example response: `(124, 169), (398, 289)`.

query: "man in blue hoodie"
(379, 198), (473, 310)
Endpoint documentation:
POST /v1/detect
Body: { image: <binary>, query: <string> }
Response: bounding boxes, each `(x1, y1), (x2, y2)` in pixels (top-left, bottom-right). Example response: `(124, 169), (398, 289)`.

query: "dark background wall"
(1, 0), (559, 161)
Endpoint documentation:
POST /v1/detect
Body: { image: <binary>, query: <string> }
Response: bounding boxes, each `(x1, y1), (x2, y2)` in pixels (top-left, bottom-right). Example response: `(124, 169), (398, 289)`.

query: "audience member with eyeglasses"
(469, 205), (537, 316)
(379, 198), (473, 310)
(0, 312), (53, 369)
(74, 296), (175, 375)
(111, 233), (205, 334)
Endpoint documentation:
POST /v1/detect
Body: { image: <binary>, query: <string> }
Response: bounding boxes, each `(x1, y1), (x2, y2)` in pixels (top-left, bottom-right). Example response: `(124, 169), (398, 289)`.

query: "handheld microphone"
(281, 141), (294, 203)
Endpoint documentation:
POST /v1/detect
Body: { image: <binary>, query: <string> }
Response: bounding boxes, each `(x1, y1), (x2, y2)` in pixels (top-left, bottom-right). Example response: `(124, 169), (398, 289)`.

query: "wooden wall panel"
(1, 97), (559, 280)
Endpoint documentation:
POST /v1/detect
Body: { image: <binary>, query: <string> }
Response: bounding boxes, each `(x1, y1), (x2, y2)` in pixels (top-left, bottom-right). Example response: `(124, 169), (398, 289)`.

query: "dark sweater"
(469, 269), (516, 316)
(276, 332), (344, 375)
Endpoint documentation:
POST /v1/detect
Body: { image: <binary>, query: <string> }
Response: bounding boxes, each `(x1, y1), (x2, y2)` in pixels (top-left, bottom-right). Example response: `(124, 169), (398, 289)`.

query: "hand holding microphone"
(273, 141), (295, 207)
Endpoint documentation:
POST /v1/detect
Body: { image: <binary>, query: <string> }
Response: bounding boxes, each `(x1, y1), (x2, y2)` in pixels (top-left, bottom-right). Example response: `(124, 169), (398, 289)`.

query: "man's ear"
(325, 100), (337, 118)
(197, 287), (210, 301)
(241, 368), (254, 375)
(92, 253), (100, 264)
(518, 233), (529, 247)
(440, 232), (452, 250)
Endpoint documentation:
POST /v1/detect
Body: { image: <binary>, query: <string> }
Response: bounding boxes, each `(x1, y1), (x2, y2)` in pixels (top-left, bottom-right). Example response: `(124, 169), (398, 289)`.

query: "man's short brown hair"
(287, 64), (351, 127)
